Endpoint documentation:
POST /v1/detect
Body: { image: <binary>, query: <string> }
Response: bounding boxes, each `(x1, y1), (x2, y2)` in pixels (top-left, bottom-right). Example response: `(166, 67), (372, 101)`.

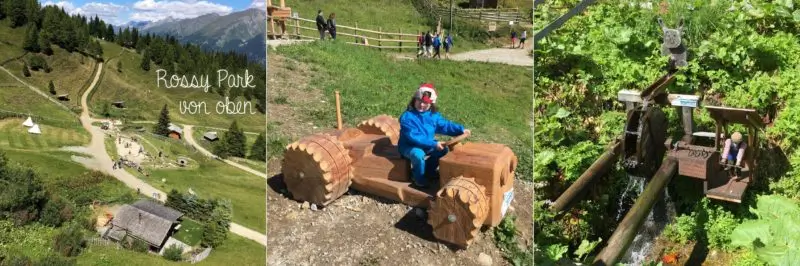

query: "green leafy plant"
(730, 195), (800, 265)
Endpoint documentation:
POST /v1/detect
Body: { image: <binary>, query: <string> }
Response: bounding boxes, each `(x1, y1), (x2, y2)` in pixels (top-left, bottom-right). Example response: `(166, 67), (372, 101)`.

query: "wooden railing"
(430, 7), (527, 23)
(272, 16), (422, 51)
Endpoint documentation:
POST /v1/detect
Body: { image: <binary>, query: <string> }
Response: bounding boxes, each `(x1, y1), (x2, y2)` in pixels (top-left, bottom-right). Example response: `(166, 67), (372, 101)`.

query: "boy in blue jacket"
(398, 83), (469, 187)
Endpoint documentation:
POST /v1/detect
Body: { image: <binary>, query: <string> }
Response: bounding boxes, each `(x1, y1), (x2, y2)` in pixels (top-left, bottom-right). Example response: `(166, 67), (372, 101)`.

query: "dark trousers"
(319, 30), (326, 40)
(329, 30), (336, 40)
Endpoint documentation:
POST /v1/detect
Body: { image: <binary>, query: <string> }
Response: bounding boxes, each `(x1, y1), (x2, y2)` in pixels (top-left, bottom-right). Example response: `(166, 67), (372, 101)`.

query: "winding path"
(183, 125), (267, 178)
(66, 61), (267, 246)
(448, 46), (533, 67)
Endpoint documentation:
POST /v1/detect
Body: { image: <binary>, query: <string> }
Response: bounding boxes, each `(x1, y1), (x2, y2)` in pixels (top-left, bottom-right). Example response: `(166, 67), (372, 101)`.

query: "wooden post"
(550, 141), (623, 215)
(398, 29), (402, 52)
(335, 91), (343, 130)
(379, 27), (383, 51)
(295, 18), (299, 38)
(354, 22), (358, 44)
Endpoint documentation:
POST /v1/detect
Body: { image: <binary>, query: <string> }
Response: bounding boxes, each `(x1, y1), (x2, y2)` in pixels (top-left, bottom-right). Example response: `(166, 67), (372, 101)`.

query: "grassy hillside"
(90, 41), (265, 132)
(271, 41), (532, 179)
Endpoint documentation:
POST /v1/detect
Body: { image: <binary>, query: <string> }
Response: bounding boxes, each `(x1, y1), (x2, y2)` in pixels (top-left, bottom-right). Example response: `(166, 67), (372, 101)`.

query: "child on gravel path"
(398, 83), (469, 188)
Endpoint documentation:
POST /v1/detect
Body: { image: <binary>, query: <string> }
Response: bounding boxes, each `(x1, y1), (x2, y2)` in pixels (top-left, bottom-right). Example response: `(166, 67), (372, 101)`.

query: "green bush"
(39, 197), (74, 227)
(663, 213), (699, 244)
(27, 55), (48, 71)
(162, 243), (183, 261)
(52, 223), (85, 257)
(130, 238), (149, 253)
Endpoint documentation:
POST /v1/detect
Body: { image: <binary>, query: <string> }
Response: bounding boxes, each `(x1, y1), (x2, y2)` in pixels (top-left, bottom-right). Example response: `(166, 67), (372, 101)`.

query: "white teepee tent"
(22, 117), (33, 127)
(28, 124), (41, 134)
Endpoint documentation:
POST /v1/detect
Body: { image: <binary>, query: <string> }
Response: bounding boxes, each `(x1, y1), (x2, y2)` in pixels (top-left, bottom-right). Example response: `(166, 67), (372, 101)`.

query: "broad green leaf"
(575, 238), (602, 259)
(793, 10), (800, 22)
(730, 220), (772, 248)
(545, 244), (569, 261)
(554, 108), (571, 119)
(755, 244), (790, 266)
(778, 0), (794, 9)
(748, 8), (765, 18)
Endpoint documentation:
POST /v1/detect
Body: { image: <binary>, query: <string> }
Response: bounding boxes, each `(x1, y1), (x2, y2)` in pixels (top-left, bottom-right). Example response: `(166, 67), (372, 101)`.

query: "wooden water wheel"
(428, 176), (489, 248)
(282, 134), (353, 206)
(357, 115), (400, 144)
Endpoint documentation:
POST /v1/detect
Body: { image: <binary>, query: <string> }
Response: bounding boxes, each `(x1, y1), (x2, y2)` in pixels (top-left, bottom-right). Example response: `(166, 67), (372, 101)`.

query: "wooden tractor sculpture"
(281, 111), (517, 248)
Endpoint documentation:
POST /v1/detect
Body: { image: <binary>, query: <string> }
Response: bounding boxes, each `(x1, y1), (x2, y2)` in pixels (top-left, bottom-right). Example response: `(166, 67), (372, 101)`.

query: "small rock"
(301, 201), (310, 209)
(311, 204), (318, 211)
(311, 222), (315, 226)
(478, 253), (492, 266)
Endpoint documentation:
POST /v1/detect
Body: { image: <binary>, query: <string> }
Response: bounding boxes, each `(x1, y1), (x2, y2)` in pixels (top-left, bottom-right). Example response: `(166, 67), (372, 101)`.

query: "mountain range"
(116, 8), (266, 65)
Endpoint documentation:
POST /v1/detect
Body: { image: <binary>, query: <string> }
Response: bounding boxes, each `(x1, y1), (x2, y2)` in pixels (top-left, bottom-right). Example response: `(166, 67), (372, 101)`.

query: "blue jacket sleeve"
(434, 114), (465, 136)
(400, 113), (438, 150)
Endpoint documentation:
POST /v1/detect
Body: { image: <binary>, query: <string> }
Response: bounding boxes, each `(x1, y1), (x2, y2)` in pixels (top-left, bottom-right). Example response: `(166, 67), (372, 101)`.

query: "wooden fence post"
(354, 22), (358, 44)
(294, 18), (299, 38)
(379, 27), (383, 51)
(398, 29), (402, 52)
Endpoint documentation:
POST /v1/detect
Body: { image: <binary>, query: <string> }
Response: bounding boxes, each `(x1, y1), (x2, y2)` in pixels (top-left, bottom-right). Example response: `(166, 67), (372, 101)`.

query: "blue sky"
(40, 0), (265, 25)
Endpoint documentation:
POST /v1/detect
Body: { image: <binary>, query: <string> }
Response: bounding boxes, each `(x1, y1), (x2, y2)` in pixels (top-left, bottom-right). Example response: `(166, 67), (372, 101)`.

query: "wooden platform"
(705, 169), (751, 203)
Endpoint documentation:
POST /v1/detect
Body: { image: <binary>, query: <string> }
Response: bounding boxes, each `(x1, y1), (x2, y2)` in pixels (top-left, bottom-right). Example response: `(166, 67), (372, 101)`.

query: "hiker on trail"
(510, 30), (517, 49)
(519, 30), (527, 49)
(433, 33), (442, 59)
(398, 83), (469, 188)
(327, 13), (337, 40)
(316, 10), (327, 40)
(444, 32), (453, 59)
(417, 31), (425, 57)
(720, 132), (747, 178)
(424, 31), (433, 57)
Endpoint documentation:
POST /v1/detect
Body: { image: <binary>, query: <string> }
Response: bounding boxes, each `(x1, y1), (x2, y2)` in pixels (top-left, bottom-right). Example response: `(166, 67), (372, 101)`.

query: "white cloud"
(248, 0), (265, 10)
(41, 1), (127, 25)
(131, 0), (233, 22)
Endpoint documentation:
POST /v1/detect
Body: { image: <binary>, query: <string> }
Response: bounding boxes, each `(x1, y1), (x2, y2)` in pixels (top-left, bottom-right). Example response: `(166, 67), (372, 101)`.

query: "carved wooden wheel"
(282, 134), (352, 206)
(428, 176), (489, 248)
(357, 115), (400, 144)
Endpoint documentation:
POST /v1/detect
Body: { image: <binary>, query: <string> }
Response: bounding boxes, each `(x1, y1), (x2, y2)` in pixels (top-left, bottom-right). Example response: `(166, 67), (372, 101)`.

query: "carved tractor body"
(281, 114), (517, 248)
(666, 106), (764, 203)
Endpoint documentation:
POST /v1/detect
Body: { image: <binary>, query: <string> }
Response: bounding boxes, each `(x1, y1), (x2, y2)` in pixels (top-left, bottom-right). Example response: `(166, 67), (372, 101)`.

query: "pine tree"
(153, 104), (170, 136)
(48, 80), (55, 95)
(38, 34), (52, 56)
(248, 133), (266, 161)
(23, 24), (39, 52)
(140, 50), (150, 71)
(226, 121), (246, 158)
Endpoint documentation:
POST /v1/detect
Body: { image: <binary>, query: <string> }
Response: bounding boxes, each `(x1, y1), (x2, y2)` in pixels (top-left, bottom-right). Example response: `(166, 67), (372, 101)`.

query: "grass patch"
(3, 48), (96, 111)
(134, 133), (266, 234)
(173, 218), (203, 246)
(91, 43), (264, 132)
(190, 125), (266, 172)
(0, 85), (80, 127)
(275, 41), (532, 179)
(0, 118), (88, 149)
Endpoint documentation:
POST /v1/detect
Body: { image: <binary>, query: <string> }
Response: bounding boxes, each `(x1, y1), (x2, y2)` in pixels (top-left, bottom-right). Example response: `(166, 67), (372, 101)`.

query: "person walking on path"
(510, 30), (517, 49)
(433, 33), (442, 59)
(327, 13), (337, 40)
(316, 10), (327, 40)
(424, 31), (433, 57)
(444, 32), (453, 59)
(519, 30), (527, 49)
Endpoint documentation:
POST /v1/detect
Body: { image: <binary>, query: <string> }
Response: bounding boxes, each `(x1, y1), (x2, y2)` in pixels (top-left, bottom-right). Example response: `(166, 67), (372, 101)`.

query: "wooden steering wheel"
(444, 130), (471, 149)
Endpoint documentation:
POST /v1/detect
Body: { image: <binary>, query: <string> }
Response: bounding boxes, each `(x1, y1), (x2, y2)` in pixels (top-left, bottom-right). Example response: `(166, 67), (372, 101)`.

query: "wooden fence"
(430, 7), (527, 23)
(272, 16), (422, 51)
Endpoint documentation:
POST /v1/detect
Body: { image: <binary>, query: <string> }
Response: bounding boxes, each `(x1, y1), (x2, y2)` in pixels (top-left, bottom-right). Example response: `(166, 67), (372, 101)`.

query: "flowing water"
(615, 175), (674, 265)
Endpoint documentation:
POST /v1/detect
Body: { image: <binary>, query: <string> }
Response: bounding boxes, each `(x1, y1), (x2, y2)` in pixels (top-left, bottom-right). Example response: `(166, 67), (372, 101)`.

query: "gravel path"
(182, 124), (267, 178)
(448, 46), (533, 67)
